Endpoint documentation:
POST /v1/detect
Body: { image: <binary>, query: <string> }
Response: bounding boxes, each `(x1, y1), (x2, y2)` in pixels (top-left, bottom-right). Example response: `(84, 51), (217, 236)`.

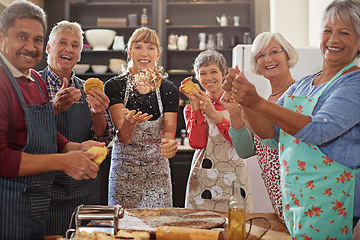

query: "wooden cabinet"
(161, 0), (255, 91)
(40, 0), (158, 80)
(160, 1), (254, 137)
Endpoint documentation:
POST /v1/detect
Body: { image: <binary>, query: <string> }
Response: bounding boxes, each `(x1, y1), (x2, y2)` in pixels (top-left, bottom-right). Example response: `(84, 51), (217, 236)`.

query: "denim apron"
(185, 108), (252, 213)
(279, 61), (360, 239)
(41, 68), (99, 236)
(0, 59), (57, 240)
(108, 76), (172, 208)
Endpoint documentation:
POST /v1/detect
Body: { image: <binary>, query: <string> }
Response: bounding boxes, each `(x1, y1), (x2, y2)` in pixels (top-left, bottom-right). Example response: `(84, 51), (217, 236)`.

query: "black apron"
(0, 58), (57, 240)
(41, 68), (99, 236)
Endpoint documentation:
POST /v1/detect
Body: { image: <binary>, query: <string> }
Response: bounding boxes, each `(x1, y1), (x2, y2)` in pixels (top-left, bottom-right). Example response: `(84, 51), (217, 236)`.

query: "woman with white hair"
(223, 0), (360, 238)
(221, 32), (298, 221)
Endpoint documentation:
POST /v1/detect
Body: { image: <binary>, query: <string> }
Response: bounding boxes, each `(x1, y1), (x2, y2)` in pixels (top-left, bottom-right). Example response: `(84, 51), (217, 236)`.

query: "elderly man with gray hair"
(40, 20), (113, 236)
(0, 2), (103, 239)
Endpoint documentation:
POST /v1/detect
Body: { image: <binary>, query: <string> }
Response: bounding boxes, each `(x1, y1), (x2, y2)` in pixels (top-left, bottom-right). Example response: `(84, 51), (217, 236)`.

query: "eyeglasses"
(256, 49), (285, 61)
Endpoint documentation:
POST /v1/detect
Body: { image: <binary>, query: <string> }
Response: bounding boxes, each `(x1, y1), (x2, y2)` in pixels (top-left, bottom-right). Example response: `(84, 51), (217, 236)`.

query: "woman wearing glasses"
(221, 32), (298, 221)
(223, 0), (360, 238)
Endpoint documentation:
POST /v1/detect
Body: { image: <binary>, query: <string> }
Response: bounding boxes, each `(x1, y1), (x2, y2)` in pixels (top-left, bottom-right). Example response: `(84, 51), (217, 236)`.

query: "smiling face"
(256, 39), (290, 81)
(128, 41), (161, 73)
(321, 17), (360, 68)
(46, 30), (81, 78)
(0, 17), (44, 74)
(198, 62), (224, 98)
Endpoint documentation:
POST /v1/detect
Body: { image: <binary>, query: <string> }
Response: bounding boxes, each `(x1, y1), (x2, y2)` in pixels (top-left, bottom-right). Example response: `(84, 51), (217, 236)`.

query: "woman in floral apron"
(180, 50), (252, 213)
(223, 32), (299, 221)
(223, 0), (360, 238)
(105, 27), (179, 208)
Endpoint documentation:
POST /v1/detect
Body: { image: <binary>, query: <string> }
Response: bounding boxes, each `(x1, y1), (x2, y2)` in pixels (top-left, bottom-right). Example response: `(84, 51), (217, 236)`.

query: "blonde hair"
(250, 32), (298, 75)
(126, 27), (166, 90)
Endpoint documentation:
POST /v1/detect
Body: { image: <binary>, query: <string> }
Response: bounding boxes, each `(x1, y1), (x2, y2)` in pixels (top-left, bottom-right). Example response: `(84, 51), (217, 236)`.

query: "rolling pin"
(156, 226), (224, 240)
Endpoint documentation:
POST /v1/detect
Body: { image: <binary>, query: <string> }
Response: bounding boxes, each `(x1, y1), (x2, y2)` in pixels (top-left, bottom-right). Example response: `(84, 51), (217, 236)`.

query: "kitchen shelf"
(42, 0), (254, 139)
(167, 25), (251, 29)
(166, 1), (251, 5)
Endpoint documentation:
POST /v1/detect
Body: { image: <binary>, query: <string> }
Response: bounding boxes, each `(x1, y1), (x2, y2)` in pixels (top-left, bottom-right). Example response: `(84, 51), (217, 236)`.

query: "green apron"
(279, 61), (360, 239)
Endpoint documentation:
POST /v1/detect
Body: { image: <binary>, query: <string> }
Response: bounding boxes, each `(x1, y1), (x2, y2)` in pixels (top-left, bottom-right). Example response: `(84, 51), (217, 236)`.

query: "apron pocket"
(26, 181), (52, 219)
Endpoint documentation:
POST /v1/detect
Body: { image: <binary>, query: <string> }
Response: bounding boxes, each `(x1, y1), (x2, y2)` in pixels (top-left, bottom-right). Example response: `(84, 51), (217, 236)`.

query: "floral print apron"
(185, 108), (252, 213)
(279, 61), (360, 239)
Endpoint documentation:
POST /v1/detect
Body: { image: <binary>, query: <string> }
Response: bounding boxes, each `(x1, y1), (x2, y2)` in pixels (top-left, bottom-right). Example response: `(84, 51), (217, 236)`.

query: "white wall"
(270, 0), (309, 48)
(265, 0), (333, 48)
(254, 0), (270, 35)
(308, 0), (332, 47)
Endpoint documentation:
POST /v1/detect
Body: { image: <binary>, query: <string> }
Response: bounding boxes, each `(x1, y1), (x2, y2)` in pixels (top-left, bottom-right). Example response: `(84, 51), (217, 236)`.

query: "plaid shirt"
(40, 67), (114, 145)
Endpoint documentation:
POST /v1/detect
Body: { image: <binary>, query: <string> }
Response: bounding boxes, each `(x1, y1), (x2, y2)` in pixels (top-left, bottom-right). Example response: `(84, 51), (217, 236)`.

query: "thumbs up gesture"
(52, 78), (81, 114)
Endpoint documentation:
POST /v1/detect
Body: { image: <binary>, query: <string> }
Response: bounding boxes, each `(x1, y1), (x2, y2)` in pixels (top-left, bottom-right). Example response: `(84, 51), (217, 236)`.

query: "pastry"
(182, 80), (201, 95)
(116, 230), (150, 240)
(85, 146), (108, 166)
(84, 77), (104, 94)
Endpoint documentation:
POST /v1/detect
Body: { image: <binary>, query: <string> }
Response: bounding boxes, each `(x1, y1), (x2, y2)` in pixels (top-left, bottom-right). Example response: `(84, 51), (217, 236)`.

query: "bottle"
(228, 180), (246, 240)
(242, 32), (252, 44)
(141, 8), (148, 26)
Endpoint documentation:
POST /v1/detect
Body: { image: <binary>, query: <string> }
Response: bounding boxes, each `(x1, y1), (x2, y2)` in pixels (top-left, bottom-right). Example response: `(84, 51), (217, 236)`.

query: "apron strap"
(124, 74), (163, 115)
(0, 56), (47, 105)
(316, 61), (356, 97)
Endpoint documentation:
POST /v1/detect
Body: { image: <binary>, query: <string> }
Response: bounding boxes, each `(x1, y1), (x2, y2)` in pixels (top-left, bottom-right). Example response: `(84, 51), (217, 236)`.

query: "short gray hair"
(193, 49), (227, 80)
(0, 0), (47, 35)
(47, 20), (84, 48)
(250, 32), (298, 75)
(321, 0), (360, 57)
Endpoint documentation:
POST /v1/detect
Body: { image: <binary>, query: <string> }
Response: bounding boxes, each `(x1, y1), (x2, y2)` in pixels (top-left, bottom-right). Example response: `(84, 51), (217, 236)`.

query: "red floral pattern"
(253, 134), (283, 221)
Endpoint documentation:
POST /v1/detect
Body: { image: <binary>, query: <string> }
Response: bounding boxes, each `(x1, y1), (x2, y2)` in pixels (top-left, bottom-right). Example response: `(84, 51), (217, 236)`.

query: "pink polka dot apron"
(185, 108), (252, 213)
(279, 61), (360, 239)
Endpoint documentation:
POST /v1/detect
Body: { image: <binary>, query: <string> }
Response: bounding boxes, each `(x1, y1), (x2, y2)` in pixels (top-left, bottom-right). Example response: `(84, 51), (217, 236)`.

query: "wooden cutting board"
(117, 208), (226, 235)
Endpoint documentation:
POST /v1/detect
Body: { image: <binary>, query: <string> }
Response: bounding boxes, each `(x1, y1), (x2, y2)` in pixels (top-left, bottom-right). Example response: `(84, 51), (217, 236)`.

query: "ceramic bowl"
(92, 65), (108, 74)
(73, 64), (90, 74)
(85, 29), (116, 51)
(109, 58), (127, 74)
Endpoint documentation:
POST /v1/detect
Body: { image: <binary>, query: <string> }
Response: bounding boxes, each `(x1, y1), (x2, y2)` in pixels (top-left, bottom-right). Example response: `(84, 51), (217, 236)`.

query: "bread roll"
(84, 77), (104, 94)
(85, 146), (108, 166)
(182, 80), (201, 95)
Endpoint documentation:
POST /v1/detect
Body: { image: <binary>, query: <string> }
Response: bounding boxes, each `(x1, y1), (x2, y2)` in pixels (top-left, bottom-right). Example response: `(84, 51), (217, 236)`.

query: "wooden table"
(45, 211), (292, 240)
(222, 212), (292, 240)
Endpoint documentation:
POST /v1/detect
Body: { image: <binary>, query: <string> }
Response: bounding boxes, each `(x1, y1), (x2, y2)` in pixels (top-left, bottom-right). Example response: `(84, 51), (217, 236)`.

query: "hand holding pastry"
(86, 91), (110, 114)
(85, 146), (109, 166)
(161, 138), (178, 159)
(180, 77), (201, 97)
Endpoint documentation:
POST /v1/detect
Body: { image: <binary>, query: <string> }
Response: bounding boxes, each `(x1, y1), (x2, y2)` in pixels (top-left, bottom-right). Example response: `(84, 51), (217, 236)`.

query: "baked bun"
(182, 80), (201, 95)
(85, 146), (108, 166)
(84, 77), (104, 94)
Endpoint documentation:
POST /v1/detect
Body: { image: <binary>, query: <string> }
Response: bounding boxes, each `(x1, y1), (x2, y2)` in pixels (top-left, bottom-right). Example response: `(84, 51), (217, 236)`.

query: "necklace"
(269, 79), (295, 97)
